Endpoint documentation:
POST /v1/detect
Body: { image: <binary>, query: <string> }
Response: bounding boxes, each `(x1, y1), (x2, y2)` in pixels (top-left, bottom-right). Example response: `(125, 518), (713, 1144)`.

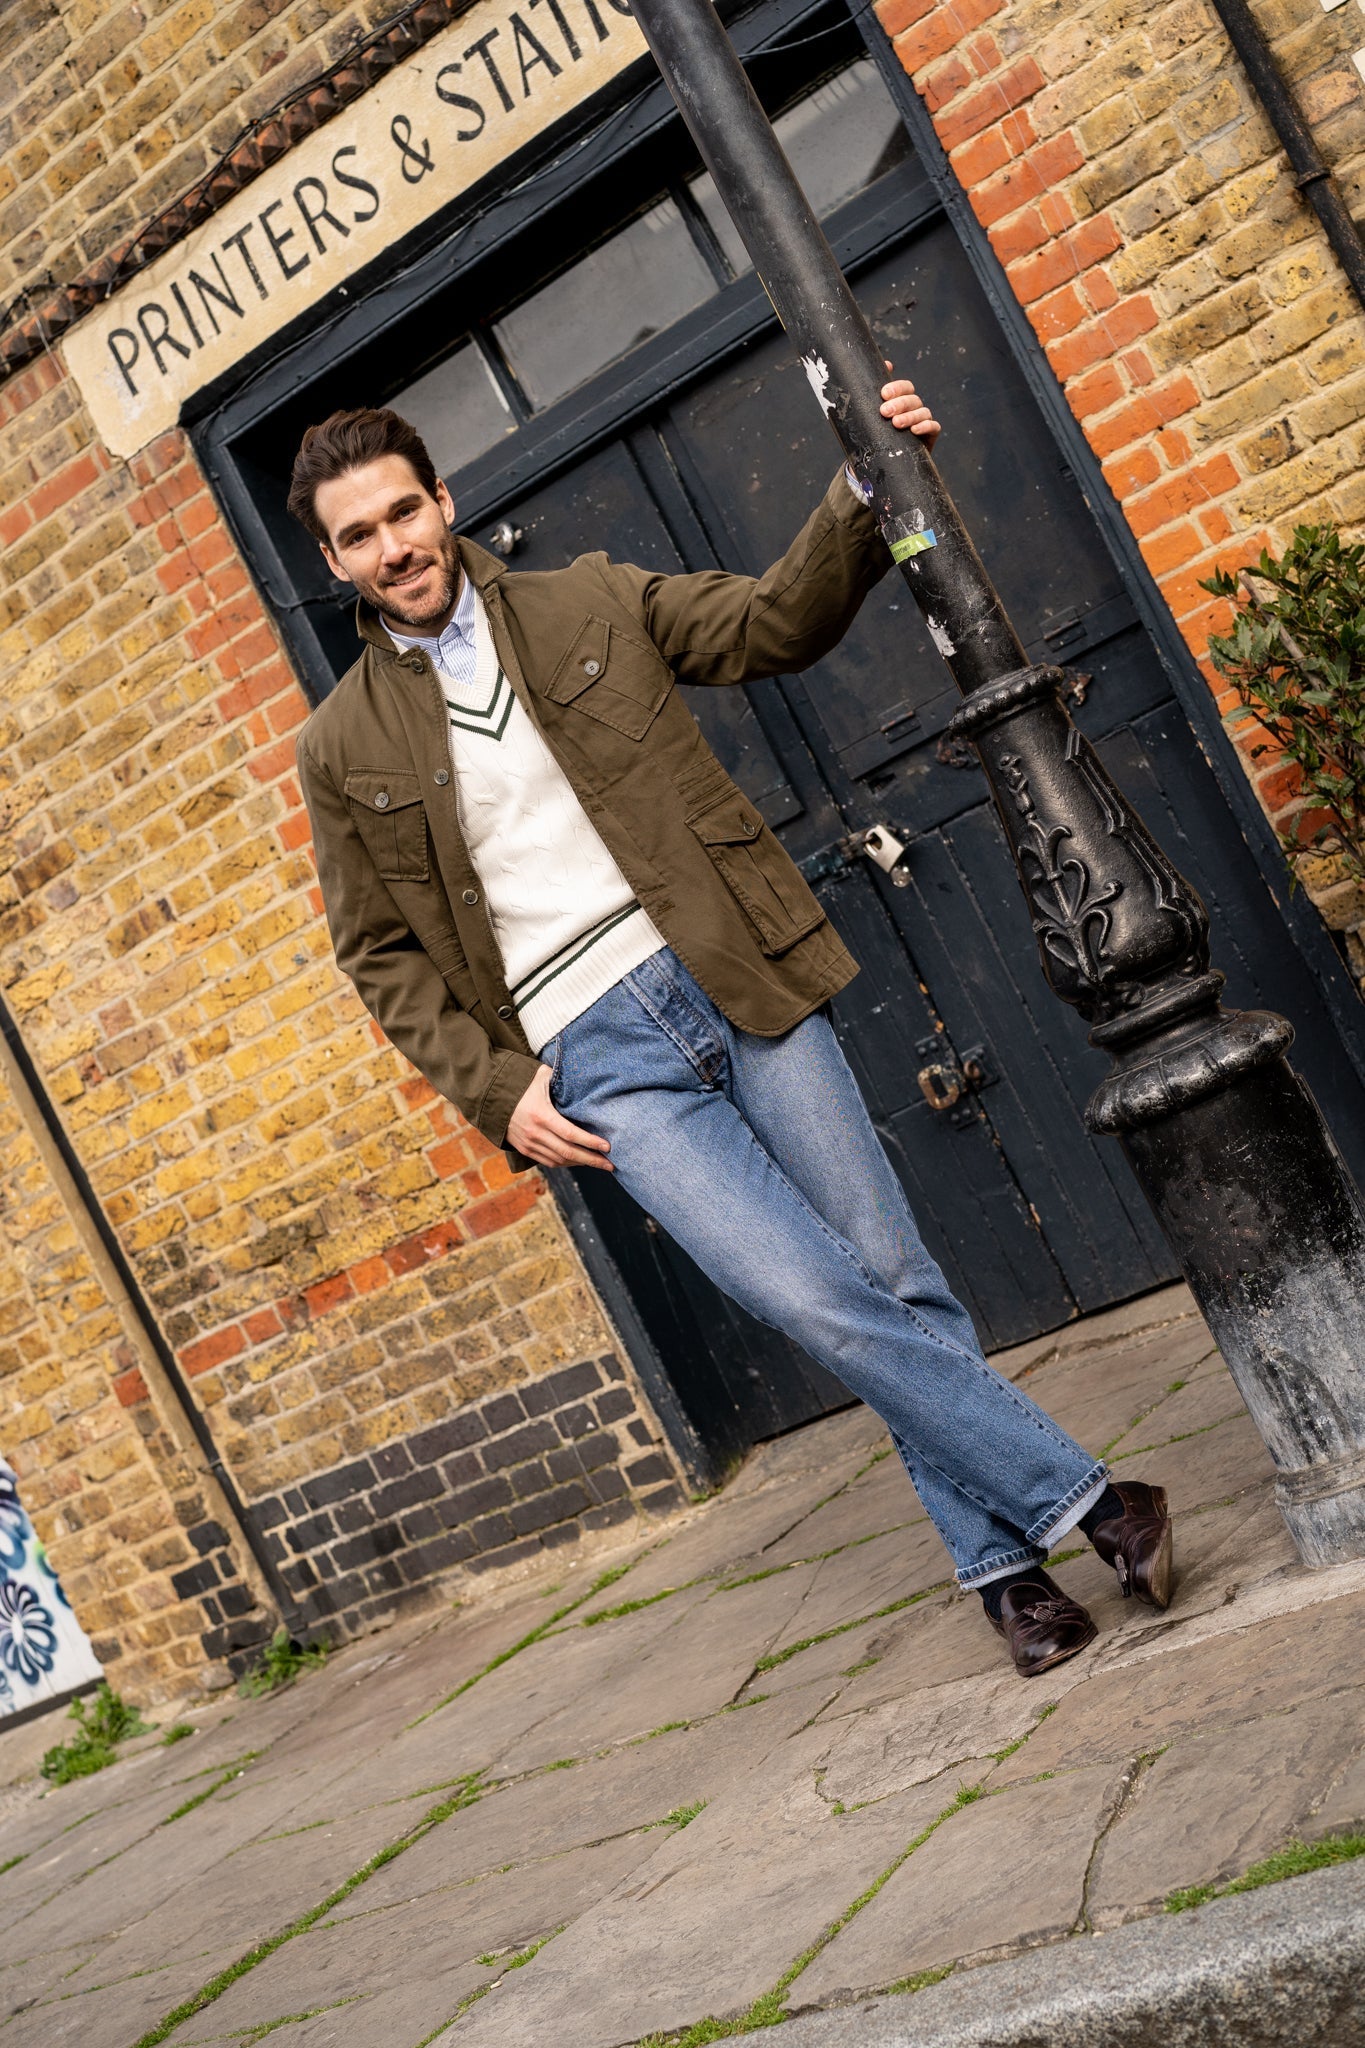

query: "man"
(291, 394), (1174, 1678)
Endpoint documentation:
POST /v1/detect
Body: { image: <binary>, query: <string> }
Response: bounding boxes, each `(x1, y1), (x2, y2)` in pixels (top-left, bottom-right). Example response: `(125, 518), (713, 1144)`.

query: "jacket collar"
(354, 536), (507, 653)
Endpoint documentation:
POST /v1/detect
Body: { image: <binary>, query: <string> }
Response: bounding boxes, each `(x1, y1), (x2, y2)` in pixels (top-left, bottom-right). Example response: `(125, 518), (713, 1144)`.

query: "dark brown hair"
(287, 407), (440, 540)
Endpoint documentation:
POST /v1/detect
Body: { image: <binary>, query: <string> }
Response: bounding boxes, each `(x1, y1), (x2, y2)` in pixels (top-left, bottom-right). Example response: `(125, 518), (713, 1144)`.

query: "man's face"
(316, 455), (461, 632)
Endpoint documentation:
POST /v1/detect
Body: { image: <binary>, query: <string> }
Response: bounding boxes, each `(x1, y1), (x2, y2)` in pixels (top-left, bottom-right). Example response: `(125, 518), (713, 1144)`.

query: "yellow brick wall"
(874, 0), (1365, 966)
(0, 1044), (272, 1704)
(0, 0), (402, 314)
(0, 342), (682, 1695)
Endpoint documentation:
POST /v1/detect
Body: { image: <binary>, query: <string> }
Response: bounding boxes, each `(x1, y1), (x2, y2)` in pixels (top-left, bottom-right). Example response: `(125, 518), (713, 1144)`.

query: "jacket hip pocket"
(688, 790), (824, 957)
(345, 768), (430, 882)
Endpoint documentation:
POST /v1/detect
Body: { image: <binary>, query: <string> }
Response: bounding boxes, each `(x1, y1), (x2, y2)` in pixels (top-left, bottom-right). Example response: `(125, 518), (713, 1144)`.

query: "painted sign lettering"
(65, 0), (645, 457)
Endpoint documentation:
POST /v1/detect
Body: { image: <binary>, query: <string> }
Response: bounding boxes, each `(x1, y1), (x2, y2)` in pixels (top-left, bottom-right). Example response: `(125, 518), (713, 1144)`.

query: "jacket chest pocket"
(688, 790), (824, 957)
(345, 768), (430, 882)
(543, 617), (672, 741)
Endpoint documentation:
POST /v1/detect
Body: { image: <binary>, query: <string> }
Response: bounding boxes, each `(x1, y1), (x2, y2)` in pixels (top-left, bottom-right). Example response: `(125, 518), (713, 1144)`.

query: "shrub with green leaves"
(236, 1627), (329, 1698)
(1203, 526), (1365, 878)
(40, 1682), (152, 1784)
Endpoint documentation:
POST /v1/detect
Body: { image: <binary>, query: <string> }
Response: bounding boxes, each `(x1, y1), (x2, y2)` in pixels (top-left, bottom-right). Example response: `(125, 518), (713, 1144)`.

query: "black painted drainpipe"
(0, 995), (305, 1637)
(1211, 0), (1365, 310)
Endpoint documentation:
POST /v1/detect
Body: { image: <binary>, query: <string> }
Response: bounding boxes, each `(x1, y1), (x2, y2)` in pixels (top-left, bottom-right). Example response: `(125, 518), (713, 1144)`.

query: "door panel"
(478, 422), (1082, 1451)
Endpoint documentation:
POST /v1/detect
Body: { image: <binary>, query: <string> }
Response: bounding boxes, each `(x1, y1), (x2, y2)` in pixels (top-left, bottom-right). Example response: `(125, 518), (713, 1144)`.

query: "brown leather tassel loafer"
(987, 1571), (1098, 1678)
(1090, 1480), (1175, 1610)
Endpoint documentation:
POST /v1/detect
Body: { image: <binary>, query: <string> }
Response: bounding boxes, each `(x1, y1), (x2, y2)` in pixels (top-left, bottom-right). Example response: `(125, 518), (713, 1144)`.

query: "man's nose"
(377, 526), (411, 564)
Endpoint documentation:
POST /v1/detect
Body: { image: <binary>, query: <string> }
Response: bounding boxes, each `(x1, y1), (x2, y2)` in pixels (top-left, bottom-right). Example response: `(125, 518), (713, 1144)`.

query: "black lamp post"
(630, 0), (1365, 1568)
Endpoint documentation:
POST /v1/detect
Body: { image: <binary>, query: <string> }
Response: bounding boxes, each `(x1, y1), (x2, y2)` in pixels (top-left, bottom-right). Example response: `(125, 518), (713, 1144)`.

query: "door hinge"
(799, 823), (910, 888)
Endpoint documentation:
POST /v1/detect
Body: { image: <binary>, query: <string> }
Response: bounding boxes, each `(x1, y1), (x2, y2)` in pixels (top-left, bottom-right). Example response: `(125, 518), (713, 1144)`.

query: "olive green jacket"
(296, 472), (890, 1162)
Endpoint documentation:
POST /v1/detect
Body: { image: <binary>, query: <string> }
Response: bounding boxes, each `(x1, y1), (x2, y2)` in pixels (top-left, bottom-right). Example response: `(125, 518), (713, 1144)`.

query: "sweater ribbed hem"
(519, 905), (666, 1055)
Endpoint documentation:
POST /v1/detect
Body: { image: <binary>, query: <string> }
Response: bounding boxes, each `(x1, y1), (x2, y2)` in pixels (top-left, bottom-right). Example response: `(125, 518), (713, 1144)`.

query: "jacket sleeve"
(297, 737), (540, 1152)
(598, 468), (891, 686)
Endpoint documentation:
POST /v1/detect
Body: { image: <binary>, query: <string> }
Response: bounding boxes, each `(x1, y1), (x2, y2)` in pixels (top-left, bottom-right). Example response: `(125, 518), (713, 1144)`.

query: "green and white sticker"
(889, 529), (938, 563)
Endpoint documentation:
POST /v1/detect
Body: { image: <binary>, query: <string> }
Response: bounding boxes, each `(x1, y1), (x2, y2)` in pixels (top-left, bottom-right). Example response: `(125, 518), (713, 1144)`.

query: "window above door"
(387, 48), (914, 476)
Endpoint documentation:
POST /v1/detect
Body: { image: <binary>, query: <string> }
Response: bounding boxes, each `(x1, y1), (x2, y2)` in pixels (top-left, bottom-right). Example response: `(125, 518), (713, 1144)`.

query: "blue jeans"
(542, 949), (1107, 1587)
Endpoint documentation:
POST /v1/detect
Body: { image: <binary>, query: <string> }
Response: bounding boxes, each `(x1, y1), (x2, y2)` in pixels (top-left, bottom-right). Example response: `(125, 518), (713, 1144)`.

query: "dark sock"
(1078, 1483), (1126, 1542)
(979, 1565), (1043, 1623)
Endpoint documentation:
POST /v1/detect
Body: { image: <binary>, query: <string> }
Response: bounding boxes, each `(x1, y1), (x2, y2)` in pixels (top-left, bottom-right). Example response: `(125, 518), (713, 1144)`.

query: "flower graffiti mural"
(0, 1458), (101, 1717)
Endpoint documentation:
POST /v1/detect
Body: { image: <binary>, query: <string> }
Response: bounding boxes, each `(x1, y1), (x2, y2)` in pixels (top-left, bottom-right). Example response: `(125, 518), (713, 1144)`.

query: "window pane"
(494, 198), (718, 412)
(691, 58), (913, 276)
(390, 342), (515, 479)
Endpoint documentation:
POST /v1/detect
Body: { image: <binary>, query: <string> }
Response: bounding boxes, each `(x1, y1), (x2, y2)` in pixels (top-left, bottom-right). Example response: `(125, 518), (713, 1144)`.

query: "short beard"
(356, 528), (462, 632)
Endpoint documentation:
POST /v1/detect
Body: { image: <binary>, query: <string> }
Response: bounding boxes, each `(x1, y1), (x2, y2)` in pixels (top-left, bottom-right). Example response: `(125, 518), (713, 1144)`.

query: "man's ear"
(435, 478), (457, 528)
(320, 538), (351, 586)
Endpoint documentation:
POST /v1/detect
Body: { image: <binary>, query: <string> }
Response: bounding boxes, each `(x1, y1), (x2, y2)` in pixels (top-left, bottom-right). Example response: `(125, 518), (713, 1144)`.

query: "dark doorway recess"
(199, 0), (1365, 1483)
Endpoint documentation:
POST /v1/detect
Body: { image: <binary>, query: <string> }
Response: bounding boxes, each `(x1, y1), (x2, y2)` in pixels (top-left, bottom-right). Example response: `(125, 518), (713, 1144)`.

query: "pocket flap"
(689, 792), (765, 847)
(345, 768), (424, 813)
(545, 618), (612, 705)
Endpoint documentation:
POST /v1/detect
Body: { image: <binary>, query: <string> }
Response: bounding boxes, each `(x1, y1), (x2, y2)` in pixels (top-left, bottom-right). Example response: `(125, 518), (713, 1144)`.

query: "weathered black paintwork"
(632, 0), (1365, 1563)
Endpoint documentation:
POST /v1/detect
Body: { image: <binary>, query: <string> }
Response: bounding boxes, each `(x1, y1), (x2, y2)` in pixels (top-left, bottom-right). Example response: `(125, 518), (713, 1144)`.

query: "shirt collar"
(383, 566), (476, 663)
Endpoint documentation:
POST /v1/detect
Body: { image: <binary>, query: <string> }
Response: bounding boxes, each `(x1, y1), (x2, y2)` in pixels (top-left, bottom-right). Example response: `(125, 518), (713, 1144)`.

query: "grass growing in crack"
(663, 1801), (707, 1830)
(237, 1628), (329, 1698)
(752, 1584), (947, 1674)
(505, 1929), (561, 1969)
(582, 1587), (686, 1626)
(131, 1776), (483, 2048)
(160, 1722), (195, 1746)
(163, 1751), (260, 1824)
(0, 1854), (25, 1876)
(41, 1684), (152, 1784)
(884, 1964), (953, 1996)
(637, 1780), (987, 2044)
(545, 1757), (578, 1771)
(1166, 1833), (1365, 1912)
(416, 1564), (639, 1724)
(241, 1999), (363, 2042)
(723, 1694), (769, 1712)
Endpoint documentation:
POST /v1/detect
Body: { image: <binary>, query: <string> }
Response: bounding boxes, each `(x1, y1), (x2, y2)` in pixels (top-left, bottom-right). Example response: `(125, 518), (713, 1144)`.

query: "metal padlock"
(861, 823), (910, 886)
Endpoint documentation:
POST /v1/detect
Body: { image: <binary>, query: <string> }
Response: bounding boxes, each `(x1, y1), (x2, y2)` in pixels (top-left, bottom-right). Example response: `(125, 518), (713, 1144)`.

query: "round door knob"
(374, 791), (391, 809)
(462, 888), (479, 905)
(490, 521), (523, 557)
(434, 769), (450, 786)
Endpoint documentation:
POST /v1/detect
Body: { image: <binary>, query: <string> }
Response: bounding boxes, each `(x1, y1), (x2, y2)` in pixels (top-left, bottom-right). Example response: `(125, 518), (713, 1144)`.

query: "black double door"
(468, 214), (1365, 1469)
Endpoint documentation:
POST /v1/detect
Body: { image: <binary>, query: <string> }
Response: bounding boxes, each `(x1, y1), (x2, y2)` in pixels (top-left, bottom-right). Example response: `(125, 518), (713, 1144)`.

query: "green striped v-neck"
(509, 903), (645, 1011)
(444, 665), (515, 741)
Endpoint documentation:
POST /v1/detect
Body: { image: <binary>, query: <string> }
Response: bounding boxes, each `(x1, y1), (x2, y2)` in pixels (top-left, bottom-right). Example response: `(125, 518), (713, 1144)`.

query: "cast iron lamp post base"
(631, 0), (1365, 1567)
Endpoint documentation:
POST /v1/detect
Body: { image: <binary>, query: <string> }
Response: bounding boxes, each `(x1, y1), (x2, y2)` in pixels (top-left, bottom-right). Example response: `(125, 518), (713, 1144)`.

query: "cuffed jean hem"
(1026, 1461), (1110, 1552)
(954, 1463), (1109, 1591)
(955, 1543), (1048, 1591)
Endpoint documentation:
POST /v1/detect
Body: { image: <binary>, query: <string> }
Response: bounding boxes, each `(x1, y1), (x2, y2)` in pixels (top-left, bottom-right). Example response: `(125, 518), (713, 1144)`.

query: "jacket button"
(406, 655), (423, 671)
(583, 658), (601, 677)
(434, 769), (450, 786)
(463, 888), (479, 905)
(743, 818), (757, 836)
(375, 791), (391, 809)
(497, 1004), (513, 1020)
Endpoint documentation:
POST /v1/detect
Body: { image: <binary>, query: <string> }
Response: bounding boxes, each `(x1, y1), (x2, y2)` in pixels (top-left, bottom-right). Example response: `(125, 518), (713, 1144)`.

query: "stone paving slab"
(800, 1763), (1125, 2000)
(175, 1834), (659, 2041)
(3, 1282), (1363, 2048)
(452, 1743), (975, 2048)
(1086, 1693), (1364, 1927)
